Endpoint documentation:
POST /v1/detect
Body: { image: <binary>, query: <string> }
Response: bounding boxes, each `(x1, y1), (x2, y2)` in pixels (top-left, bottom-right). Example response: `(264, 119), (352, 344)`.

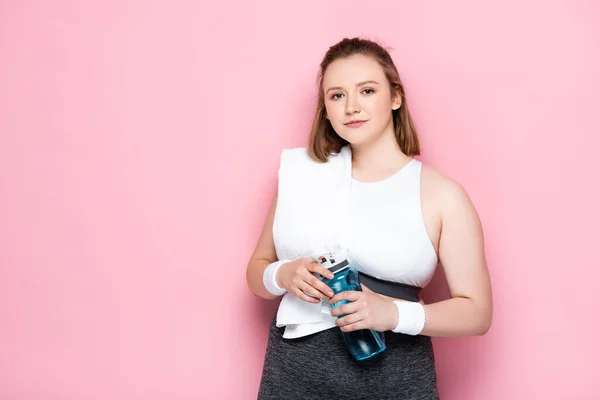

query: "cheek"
(325, 103), (344, 125)
(371, 97), (393, 116)
(367, 101), (394, 128)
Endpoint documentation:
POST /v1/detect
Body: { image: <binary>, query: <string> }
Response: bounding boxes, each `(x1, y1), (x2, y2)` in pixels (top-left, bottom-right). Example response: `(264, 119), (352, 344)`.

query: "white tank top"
(347, 159), (438, 287)
(273, 147), (438, 338)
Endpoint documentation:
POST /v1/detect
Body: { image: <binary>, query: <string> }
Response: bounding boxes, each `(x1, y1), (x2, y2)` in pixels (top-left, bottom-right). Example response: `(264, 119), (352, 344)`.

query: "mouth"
(344, 120), (367, 128)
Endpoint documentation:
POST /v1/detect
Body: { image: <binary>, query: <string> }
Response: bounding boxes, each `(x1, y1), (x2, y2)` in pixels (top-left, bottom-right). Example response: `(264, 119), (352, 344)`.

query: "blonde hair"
(308, 38), (421, 162)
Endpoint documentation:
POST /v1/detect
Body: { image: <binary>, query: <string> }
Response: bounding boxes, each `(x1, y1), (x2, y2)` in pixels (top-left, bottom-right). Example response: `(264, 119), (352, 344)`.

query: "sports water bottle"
(320, 260), (386, 361)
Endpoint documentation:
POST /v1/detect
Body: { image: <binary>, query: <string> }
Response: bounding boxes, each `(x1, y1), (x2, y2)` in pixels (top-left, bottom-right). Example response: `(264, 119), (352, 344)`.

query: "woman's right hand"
(277, 258), (335, 303)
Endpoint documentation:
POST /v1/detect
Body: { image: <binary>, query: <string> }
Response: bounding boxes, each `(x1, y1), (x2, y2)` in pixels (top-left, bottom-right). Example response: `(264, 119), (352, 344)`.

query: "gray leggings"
(257, 316), (439, 400)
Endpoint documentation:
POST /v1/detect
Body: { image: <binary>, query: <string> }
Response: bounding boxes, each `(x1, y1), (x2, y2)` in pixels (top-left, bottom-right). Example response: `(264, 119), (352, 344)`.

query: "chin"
(337, 130), (377, 146)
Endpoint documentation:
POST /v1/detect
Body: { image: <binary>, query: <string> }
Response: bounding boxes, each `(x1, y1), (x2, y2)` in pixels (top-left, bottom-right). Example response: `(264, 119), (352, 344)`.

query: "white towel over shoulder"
(272, 146), (353, 339)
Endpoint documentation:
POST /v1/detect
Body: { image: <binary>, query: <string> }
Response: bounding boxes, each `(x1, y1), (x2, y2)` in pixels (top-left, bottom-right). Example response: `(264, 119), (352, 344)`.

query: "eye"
(330, 93), (344, 100)
(362, 88), (375, 95)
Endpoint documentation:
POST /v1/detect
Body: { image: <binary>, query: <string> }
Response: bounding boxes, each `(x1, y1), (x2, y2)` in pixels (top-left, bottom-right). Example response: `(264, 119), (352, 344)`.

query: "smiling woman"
(322, 59), (402, 147)
(246, 37), (492, 400)
(307, 40), (421, 165)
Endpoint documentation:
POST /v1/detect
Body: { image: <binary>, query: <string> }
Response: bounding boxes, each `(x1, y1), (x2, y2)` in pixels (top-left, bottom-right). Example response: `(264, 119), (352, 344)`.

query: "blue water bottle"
(320, 260), (386, 361)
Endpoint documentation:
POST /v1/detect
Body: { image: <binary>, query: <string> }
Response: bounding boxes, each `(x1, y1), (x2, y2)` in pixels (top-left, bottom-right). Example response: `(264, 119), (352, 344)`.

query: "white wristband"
(392, 300), (426, 335)
(262, 260), (290, 296)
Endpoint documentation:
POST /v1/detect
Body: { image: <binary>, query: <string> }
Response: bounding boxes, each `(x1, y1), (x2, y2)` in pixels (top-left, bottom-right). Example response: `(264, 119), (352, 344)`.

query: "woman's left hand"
(329, 284), (398, 332)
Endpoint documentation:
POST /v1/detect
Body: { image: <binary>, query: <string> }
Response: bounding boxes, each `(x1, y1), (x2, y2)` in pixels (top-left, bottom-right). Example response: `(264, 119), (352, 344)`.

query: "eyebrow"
(325, 80), (380, 94)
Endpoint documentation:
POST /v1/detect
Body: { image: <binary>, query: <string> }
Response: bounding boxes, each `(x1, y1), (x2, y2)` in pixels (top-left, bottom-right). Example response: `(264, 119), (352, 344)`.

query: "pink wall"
(1, 1), (598, 398)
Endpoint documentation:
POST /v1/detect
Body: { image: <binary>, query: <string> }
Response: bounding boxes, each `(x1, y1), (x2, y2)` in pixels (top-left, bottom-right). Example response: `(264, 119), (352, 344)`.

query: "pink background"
(1, 0), (599, 399)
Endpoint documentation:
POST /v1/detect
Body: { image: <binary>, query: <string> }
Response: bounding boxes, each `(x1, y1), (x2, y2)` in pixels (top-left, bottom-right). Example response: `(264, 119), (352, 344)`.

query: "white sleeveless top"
(273, 146), (438, 338)
(347, 158), (438, 287)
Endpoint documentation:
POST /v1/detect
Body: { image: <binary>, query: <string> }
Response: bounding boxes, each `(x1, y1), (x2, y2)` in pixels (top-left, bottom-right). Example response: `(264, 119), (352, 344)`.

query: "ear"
(391, 88), (402, 110)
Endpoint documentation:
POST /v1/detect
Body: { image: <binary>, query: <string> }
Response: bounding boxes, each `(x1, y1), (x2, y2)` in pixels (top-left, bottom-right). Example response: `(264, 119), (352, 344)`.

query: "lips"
(344, 120), (367, 128)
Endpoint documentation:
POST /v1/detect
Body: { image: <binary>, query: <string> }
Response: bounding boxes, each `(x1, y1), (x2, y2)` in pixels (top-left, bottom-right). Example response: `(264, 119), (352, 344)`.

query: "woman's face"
(322, 54), (401, 146)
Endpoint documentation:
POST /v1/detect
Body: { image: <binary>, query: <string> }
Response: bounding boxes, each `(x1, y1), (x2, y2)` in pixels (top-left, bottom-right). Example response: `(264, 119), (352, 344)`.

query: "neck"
(350, 128), (411, 173)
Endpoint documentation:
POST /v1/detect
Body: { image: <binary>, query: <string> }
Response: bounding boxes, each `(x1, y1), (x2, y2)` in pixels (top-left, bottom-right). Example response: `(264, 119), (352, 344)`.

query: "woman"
(246, 37), (493, 400)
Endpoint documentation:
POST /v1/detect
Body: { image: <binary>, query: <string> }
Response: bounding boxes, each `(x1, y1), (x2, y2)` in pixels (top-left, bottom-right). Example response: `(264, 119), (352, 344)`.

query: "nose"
(344, 93), (361, 115)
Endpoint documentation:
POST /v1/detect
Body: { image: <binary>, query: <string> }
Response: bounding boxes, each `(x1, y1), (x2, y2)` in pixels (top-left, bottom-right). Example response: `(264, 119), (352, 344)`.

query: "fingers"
(306, 275), (334, 299)
(330, 301), (361, 317)
(289, 268), (333, 303)
(330, 290), (361, 306)
(339, 321), (367, 332)
(299, 281), (329, 301)
(307, 261), (334, 280)
(335, 311), (365, 329)
(301, 260), (334, 298)
(291, 286), (321, 304)
(286, 258), (339, 304)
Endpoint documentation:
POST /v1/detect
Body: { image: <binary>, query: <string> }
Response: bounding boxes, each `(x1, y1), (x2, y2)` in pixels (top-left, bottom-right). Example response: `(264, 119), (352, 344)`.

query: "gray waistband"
(328, 260), (422, 302)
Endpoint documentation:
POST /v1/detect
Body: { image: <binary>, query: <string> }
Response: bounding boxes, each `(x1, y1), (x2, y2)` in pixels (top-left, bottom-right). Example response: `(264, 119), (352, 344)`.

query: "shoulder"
(419, 161), (476, 216)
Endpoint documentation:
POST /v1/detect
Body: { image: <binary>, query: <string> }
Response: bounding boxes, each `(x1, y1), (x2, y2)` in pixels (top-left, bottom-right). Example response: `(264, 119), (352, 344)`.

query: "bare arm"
(246, 192), (280, 300)
(324, 171), (493, 337)
(420, 183), (493, 337)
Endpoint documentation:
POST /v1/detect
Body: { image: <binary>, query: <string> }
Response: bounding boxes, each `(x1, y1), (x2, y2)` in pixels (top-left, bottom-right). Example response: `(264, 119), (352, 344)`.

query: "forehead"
(322, 54), (386, 87)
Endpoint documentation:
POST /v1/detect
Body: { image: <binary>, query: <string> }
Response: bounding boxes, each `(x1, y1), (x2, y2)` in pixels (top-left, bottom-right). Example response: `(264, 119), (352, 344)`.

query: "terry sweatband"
(262, 260), (290, 296)
(392, 300), (426, 335)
